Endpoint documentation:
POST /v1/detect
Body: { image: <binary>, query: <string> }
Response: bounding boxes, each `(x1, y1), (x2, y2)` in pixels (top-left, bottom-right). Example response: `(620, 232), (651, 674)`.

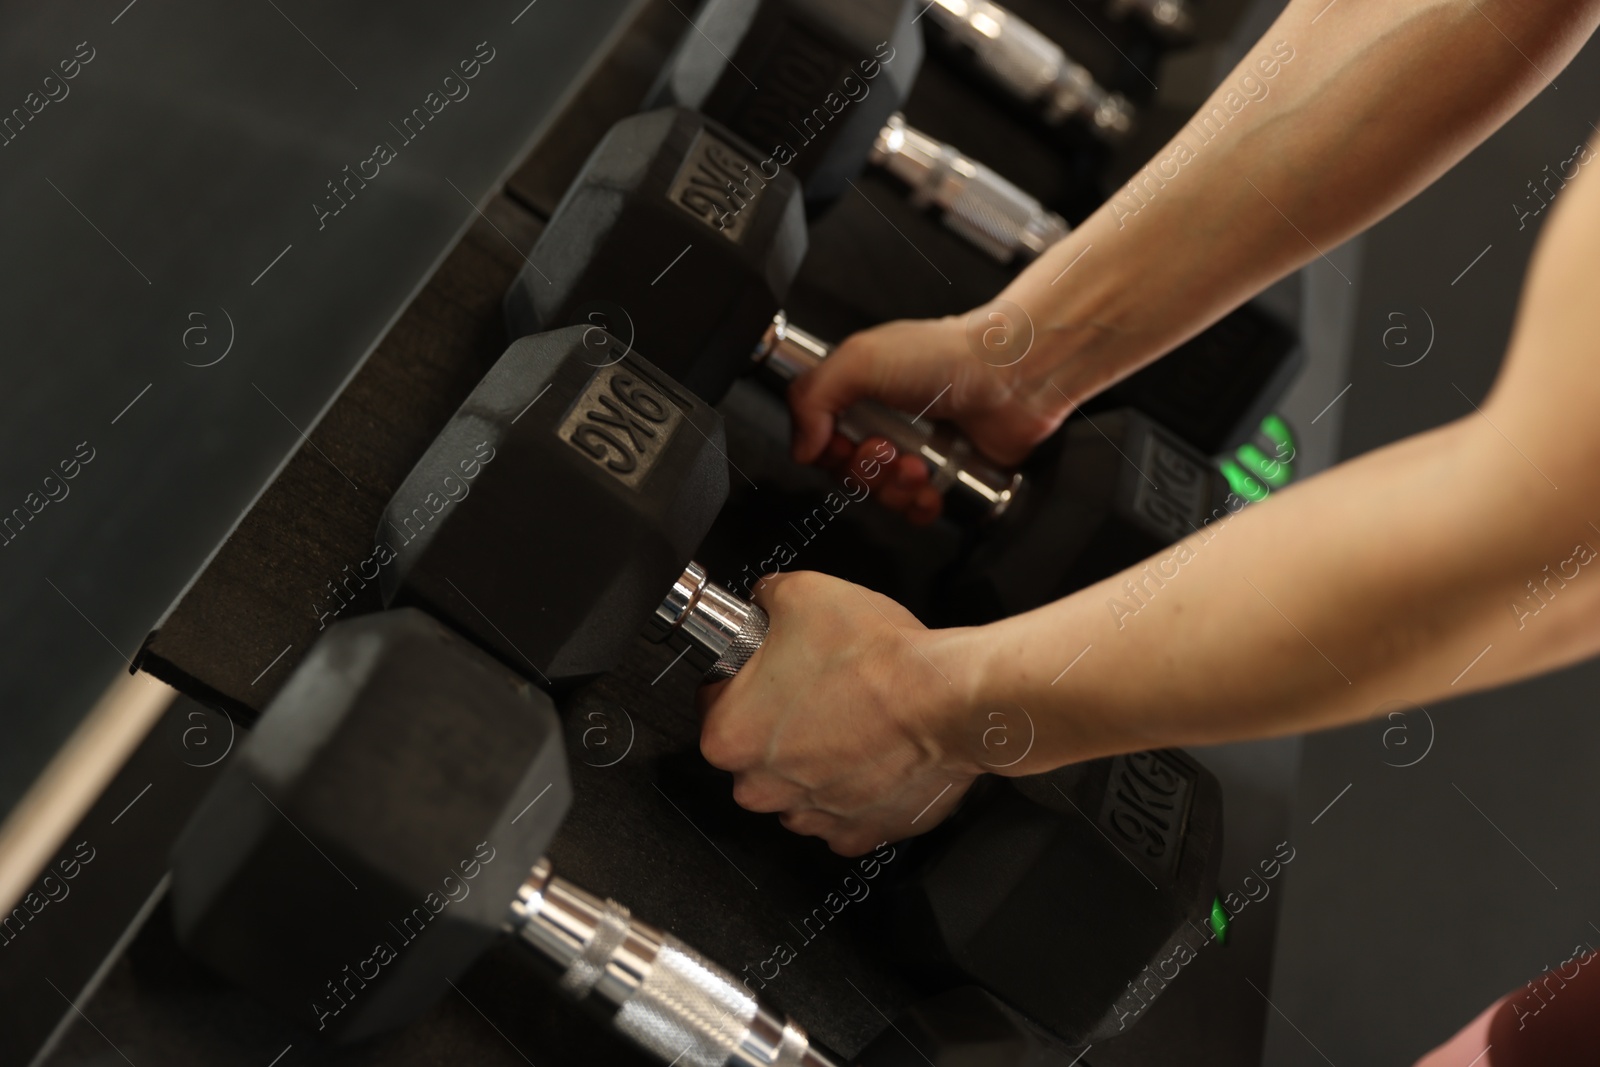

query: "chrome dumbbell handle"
(510, 858), (835, 1067)
(647, 562), (769, 680)
(754, 314), (1023, 521)
(870, 114), (1070, 263)
(922, 0), (1135, 138)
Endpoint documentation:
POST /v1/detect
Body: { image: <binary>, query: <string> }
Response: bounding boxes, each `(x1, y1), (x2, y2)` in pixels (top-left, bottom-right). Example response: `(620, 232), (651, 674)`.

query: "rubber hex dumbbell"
(504, 108), (1021, 520)
(504, 108), (1227, 556)
(882, 753), (1223, 1045)
(641, 0), (1308, 467)
(170, 609), (838, 1064)
(648, 0), (1072, 262)
(935, 409), (1245, 625)
(370, 328), (1226, 1047)
(377, 326), (765, 688)
(922, 1), (1151, 125)
(854, 986), (1072, 1066)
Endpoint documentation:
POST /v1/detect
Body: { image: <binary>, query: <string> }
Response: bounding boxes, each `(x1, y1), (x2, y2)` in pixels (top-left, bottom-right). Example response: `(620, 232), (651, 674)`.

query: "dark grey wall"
(1263, 20), (1600, 1067)
(0, 0), (637, 818)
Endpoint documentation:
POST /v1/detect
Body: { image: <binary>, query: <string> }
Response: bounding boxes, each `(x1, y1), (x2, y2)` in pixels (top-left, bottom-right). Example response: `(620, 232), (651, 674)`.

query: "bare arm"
(788, 0), (1600, 519)
(1006, 0), (1600, 403)
(701, 137), (1600, 854)
(961, 128), (1600, 770)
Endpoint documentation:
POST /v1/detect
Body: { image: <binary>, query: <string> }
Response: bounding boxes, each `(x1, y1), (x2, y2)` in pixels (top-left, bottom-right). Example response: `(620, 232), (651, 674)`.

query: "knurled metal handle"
(871, 114), (1070, 263)
(922, 0), (1135, 138)
(647, 563), (770, 680)
(509, 859), (837, 1067)
(706, 605), (768, 680)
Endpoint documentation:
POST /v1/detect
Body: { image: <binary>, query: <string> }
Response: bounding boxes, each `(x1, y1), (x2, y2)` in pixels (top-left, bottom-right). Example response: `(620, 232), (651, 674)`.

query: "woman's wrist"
(994, 200), (1227, 416)
(902, 627), (985, 777)
(997, 226), (1150, 414)
(924, 598), (1154, 779)
(915, 623), (1017, 778)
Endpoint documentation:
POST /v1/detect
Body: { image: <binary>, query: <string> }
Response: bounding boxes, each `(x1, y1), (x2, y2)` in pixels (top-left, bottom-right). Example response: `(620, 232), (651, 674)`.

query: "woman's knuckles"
(700, 719), (761, 771)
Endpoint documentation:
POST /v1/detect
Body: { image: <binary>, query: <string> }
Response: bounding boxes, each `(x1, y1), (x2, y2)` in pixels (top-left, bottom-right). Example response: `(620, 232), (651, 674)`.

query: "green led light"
(1219, 459), (1269, 502)
(1261, 412), (1296, 461)
(1211, 897), (1230, 945)
(1237, 443), (1292, 489)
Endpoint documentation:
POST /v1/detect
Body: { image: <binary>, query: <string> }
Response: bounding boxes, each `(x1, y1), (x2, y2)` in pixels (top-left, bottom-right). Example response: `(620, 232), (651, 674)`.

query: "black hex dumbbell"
(647, 0), (1075, 262)
(935, 408), (1249, 624)
(855, 986), (1075, 1066)
(643, 0), (1305, 467)
(377, 326), (765, 687)
(504, 109), (1229, 580)
(170, 608), (839, 1064)
(377, 319), (1193, 683)
(367, 327), (1224, 1046)
(503, 108), (1023, 520)
(881, 753), (1223, 1044)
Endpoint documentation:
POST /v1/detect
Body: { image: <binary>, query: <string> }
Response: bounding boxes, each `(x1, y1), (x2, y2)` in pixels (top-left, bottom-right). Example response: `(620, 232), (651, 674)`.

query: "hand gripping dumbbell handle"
(755, 314), (1023, 521)
(870, 114), (1070, 263)
(510, 857), (837, 1067)
(648, 562), (769, 681)
(921, 1), (1135, 137)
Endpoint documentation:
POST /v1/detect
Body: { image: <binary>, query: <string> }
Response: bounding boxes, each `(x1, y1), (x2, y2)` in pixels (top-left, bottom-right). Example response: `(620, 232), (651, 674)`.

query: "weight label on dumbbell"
(726, 23), (840, 156)
(558, 363), (683, 487)
(667, 130), (765, 243)
(1130, 433), (1209, 541)
(1097, 751), (1194, 884)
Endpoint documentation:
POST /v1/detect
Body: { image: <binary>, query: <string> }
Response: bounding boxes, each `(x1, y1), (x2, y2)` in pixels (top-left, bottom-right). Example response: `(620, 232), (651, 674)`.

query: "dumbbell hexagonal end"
(646, 0), (924, 206)
(887, 752), (1223, 1044)
(855, 985), (1066, 1066)
(379, 327), (729, 687)
(170, 608), (571, 1042)
(505, 108), (806, 404)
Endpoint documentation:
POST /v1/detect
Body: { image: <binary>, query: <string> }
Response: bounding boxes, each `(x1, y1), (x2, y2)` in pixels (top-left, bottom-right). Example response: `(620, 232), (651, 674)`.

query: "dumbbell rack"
(14, 1), (1285, 1065)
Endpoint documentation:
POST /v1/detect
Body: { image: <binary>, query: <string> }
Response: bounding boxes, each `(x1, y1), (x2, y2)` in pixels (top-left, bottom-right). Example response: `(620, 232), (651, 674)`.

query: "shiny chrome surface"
(923, 0), (1135, 138)
(508, 858), (839, 1067)
(754, 313), (830, 381)
(647, 562), (769, 679)
(870, 114), (1070, 263)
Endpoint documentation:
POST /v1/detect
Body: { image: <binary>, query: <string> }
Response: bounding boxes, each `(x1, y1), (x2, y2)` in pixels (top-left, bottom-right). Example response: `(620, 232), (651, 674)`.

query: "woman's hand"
(697, 570), (987, 856)
(788, 314), (1074, 524)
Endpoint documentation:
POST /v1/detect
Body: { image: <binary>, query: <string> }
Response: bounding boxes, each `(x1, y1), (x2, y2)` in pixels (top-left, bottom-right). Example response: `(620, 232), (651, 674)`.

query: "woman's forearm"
(1001, 0), (1600, 405)
(943, 115), (1600, 773)
(949, 416), (1600, 772)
